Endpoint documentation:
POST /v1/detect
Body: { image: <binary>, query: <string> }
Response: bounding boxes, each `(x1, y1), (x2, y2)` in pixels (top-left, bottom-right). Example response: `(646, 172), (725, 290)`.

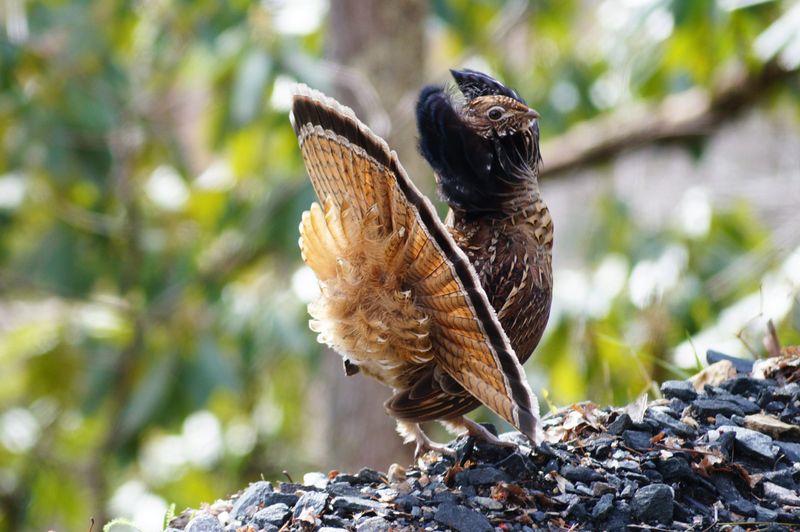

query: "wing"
(290, 84), (541, 442)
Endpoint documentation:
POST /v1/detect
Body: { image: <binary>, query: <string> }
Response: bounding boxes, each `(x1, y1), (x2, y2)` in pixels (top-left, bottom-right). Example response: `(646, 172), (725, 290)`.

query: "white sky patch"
(629, 244), (688, 308)
(145, 166), (189, 211)
(0, 173), (26, 209)
(267, 0), (327, 35)
(589, 72), (627, 110)
(292, 265), (320, 303)
(225, 418), (257, 456)
(270, 74), (298, 112)
(75, 303), (125, 339)
(108, 480), (169, 532)
(254, 395), (284, 436)
(781, 245), (800, 286)
(139, 435), (185, 485)
(673, 186), (711, 239)
(755, 2), (800, 69)
(673, 248), (800, 367)
(182, 410), (223, 469)
(589, 254), (630, 317)
(552, 255), (629, 319)
(195, 160), (235, 191)
(552, 268), (590, 319)
(549, 80), (580, 114)
(720, 0), (775, 11)
(644, 7), (675, 42)
(0, 408), (40, 453)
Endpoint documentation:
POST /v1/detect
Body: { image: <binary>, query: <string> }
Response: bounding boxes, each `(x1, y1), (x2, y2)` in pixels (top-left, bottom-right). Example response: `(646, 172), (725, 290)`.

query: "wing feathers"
(291, 84), (541, 442)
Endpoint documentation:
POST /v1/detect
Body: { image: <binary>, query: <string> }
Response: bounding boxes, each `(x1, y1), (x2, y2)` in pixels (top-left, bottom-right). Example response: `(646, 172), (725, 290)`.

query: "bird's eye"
(487, 107), (504, 121)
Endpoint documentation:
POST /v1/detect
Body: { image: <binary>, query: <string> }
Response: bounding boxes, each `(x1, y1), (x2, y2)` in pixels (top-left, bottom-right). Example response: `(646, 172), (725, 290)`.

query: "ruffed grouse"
(291, 69), (553, 457)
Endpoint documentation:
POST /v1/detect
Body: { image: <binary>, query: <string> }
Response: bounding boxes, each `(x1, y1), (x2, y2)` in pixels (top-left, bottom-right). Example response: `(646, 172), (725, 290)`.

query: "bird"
(290, 69), (553, 458)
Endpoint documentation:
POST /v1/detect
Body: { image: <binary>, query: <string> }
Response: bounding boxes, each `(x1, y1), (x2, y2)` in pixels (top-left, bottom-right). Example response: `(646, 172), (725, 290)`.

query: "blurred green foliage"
(1, 0), (799, 530)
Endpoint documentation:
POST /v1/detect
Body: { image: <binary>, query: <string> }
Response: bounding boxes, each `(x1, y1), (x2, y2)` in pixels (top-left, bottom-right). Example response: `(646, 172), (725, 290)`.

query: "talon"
(401, 422), (456, 460)
(460, 417), (517, 450)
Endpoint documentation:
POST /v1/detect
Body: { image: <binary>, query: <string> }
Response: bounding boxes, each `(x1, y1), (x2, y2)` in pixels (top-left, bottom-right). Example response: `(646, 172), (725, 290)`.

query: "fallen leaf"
(689, 360), (736, 391)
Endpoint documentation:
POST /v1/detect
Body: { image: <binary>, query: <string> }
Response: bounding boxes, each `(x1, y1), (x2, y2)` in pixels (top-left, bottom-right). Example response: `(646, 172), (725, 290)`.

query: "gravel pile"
(166, 349), (800, 531)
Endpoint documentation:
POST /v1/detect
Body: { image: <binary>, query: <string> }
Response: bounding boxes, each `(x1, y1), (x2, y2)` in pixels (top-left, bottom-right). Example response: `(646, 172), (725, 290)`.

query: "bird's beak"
(525, 109), (540, 120)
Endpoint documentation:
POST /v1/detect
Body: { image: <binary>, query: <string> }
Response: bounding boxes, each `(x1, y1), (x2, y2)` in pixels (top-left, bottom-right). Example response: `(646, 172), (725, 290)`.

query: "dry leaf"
(744, 413), (800, 439)
(625, 392), (649, 423)
(689, 360), (737, 391)
(491, 481), (529, 505)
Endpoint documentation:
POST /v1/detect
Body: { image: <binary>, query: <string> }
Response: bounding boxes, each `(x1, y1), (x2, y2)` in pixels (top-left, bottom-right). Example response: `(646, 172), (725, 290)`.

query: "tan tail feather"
(291, 84), (540, 441)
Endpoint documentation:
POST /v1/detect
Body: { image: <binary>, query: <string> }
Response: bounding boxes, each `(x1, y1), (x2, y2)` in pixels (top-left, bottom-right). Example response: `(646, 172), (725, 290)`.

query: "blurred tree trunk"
(310, 0), (428, 471)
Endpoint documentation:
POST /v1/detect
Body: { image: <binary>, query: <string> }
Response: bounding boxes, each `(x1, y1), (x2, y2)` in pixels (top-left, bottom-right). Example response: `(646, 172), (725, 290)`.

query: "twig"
(764, 319), (782, 357)
(540, 61), (798, 177)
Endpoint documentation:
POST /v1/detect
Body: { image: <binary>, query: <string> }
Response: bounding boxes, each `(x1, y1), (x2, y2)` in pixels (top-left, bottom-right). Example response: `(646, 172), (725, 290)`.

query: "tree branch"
(540, 61), (799, 178)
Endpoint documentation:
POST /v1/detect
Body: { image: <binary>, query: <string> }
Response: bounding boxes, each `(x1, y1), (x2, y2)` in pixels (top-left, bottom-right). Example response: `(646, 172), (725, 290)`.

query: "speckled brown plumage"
(291, 69), (552, 456)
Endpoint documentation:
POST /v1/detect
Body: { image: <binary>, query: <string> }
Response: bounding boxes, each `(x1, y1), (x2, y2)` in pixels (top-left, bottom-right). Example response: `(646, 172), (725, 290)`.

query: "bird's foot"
(457, 417), (518, 449)
(396, 420), (456, 460)
(413, 432), (457, 461)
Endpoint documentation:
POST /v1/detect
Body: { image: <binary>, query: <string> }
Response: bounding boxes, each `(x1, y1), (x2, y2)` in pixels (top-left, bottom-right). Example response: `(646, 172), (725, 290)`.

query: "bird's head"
(416, 69), (542, 215)
(451, 68), (540, 139)
(461, 95), (540, 139)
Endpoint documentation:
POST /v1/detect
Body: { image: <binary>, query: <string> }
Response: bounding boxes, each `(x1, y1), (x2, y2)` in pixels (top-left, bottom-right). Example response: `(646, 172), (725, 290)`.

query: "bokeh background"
(1, 0), (799, 530)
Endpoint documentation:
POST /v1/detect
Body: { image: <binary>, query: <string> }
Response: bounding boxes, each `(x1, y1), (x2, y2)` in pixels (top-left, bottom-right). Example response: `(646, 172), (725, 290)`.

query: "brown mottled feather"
(291, 85), (540, 440)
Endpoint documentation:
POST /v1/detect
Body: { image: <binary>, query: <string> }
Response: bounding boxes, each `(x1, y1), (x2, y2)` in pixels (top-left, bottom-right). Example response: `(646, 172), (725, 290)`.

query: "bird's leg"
(396, 420), (456, 460)
(442, 416), (517, 449)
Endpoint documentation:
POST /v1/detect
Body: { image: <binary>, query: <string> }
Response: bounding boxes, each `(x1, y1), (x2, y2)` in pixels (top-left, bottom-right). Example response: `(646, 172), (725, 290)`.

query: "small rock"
(561, 465), (604, 484)
(230, 480), (273, 521)
(357, 467), (385, 484)
(434, 502), (493, 532)
(658, 456), (693, 481)
(185, 514), (223, 532)
(431, 490), (459, 504)
(393, 493), (420, 512)
(776, 441), (800, 462)
(608, 413), (632, 435)
(454, 466), (510, 486)
(355, 516), (391, 532)
(592, 493), (614, 520)
(631, 483), (674, 524)
(262, 492), (299, 507)
(493, 452), (537, 478)
(728, 497), (756, 517)
(387, 463), (406, 483)
(718, 425), (778, 462)
(721, 376), (773, 396)
(566, 499), (588, 519)
(693, 399), (745, 419)
(706, 350), (754, 373)
(661, 380), (697, 402)
(606, 501), (632, 532)
(473, 496), (503, 510)
(591, 482), (616, 496)
(331, 495), (384, 513)
(293, 490), (328, 519)
(763, 482), (800, 506)
(648, 408), (695, 437)
(319, 528), (349, 532)
(333, 474), (361, 485)
(761, 469), (799, 491)
(303, 471), (329, 489)
(252, 503), (291, 528)
(322, 514), (349, 528)
(622, 430), (652, 450)
(713, 393), (760, 415)
(755, 505), (778, 522)
(328, 482), (362, 497)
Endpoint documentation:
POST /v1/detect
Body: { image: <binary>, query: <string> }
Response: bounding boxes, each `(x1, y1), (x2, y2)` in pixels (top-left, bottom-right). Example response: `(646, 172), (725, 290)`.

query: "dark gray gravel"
(168, 350), (800, 531)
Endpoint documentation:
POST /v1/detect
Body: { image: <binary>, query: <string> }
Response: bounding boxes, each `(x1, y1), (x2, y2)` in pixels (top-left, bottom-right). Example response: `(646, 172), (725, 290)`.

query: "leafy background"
(0, 0), (799, 530)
